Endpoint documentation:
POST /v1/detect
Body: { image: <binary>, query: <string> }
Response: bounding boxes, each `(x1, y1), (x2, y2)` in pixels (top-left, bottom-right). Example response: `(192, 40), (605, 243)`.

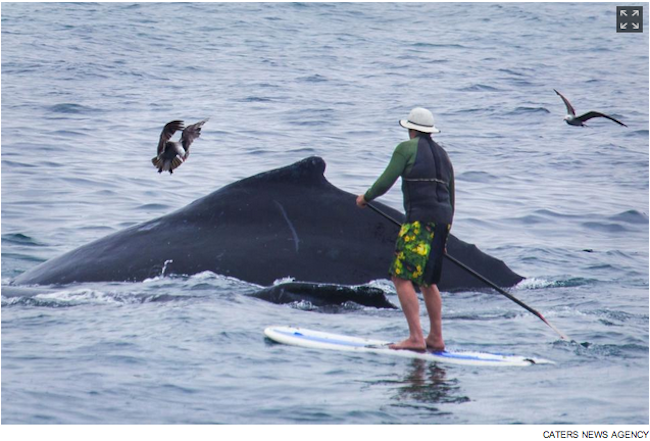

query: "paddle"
(366, 203), (571, 341)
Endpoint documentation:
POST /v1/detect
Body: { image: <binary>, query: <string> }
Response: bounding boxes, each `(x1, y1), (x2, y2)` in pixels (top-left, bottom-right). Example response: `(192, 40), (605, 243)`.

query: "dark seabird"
(152, 119), (208, 174)
(554, 89), (627, 127)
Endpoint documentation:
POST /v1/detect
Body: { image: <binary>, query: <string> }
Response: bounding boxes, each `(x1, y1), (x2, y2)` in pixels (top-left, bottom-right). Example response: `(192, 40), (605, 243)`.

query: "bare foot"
(388, 338), (426, 352)
(426, 336), (445, 352)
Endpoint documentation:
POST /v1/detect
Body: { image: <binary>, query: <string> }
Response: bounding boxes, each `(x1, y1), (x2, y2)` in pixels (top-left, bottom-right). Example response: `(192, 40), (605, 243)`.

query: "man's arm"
(363, 149), (408, 202)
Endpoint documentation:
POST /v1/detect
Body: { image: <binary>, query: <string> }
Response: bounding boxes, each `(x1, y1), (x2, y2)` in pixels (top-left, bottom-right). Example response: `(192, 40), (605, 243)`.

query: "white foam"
(515, 277), (556, 290)
(272, 276), (295, 285)
(34, 289), (128, 305)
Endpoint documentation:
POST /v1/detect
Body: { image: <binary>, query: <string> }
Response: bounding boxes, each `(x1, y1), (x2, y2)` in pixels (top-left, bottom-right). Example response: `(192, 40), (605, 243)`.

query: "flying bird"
(554, 90), (627, 127)
(152, 119), (208, 174)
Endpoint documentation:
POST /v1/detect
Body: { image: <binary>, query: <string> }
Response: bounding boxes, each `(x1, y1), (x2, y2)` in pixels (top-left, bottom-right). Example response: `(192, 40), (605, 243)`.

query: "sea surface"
(1, 2), (648, 425)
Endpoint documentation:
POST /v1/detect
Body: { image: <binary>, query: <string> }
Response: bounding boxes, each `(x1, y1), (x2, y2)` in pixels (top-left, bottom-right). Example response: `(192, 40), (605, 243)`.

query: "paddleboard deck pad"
(264, 326), (554, 367)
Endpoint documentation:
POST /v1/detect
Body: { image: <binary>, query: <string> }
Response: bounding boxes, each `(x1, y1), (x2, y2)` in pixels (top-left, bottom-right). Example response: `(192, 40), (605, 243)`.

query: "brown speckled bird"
(152, 119), (208, 174)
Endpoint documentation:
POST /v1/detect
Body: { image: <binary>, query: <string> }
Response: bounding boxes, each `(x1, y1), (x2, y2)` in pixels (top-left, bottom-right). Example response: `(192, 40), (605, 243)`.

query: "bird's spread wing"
(180, 119), (208, 159)
(576, 111), (627, 127)
(554, 89), (575, 116)
(157, 120), (185, 155)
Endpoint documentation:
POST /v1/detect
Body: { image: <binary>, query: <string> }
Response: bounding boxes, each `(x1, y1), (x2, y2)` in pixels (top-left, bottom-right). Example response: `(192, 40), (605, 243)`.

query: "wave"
(1, 253), (47, 263)
(445, 310), (520, 321)
(553, 339), (648, 360)
(298, 74), (328, 83)
(2, 233), (45, 247)
(47, 103), (101, 114)
(49, 130), (90, 138)
(410, 42), (467, 49)
(530, 209), (582, 220)
(581, 221), (629, 233)
(0, 288), (192, 307)
(1, 160), (39, 169)
(589, 309), (642, 325)
(506, 214), (547, 225)
(504, 209), (644, 232)
(237, 96), (275, 103)
(287, 299), (368, 313)
(515, 277), (596, 290)
(2, 271), (253, 307)
(626, 129), (649, 138)
(515, 277), (556, 289)
(458, 84), (500, 92)
(136, 203), (172, 211)
(506, 106), (551, 115)
(608, 210), (648, 224)
(452, 106), (497, 115)
(288, 147), (317, 154)
(497, 68), (531, 77)
(456, 170), (499, 183)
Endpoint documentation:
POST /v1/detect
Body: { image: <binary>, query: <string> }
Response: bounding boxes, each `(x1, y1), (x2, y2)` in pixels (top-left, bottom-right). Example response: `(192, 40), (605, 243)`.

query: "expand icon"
(617, 6), (643, 33)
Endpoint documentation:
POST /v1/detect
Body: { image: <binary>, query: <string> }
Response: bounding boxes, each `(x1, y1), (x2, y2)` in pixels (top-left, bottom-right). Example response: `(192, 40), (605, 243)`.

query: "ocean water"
(1, 2), (648, 425)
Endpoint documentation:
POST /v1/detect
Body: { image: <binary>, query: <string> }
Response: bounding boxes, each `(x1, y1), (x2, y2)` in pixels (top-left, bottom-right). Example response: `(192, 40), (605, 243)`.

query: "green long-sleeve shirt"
(364, 138), (455, 215)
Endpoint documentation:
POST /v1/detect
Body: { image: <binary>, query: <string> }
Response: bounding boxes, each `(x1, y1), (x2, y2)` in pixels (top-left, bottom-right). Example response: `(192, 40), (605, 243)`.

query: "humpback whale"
(13, 157), (523, 291)
(249, 282), (397, 309)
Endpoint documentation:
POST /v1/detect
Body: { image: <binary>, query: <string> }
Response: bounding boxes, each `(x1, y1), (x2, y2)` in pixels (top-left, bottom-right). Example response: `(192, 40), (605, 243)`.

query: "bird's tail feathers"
(170, 155), (184, 171)
(152, 155), (184, 173)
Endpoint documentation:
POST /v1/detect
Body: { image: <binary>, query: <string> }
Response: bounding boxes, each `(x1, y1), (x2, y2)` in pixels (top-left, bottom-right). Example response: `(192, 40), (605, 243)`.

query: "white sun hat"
(399, 107), (440, 134)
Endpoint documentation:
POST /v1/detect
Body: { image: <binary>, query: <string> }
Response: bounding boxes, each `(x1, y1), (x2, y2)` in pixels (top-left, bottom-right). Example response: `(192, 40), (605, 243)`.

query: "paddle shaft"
(366, 203), (570, 341)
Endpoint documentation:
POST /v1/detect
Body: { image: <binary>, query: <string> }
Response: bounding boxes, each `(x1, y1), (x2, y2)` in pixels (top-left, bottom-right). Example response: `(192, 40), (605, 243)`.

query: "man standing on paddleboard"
(356, 107), (455, 352)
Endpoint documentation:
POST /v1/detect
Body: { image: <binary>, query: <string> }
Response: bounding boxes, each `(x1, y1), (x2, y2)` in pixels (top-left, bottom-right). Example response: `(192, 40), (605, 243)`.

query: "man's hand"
(356, 194), (368, 208)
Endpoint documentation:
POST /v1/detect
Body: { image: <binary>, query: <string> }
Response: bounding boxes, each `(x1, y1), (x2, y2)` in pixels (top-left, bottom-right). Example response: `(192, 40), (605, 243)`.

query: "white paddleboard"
(264, 326), (555, 367)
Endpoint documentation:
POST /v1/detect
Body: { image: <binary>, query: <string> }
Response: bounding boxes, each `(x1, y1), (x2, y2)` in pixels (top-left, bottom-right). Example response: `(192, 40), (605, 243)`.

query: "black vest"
(401, 135), (454, 224)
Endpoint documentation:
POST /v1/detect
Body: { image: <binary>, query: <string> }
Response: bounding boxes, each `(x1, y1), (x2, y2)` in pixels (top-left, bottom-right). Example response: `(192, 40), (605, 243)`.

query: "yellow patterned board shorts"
(389, 221), (451, 287)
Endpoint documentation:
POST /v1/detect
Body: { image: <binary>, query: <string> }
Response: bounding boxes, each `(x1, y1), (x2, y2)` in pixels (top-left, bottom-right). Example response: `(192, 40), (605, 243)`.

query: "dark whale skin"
(13, 156), (524, 291)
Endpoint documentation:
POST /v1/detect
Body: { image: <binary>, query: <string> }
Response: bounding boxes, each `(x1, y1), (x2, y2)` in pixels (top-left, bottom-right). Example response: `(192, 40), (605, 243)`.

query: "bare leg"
(389, 276), (426, 351)
(421, 284), (444, 351)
